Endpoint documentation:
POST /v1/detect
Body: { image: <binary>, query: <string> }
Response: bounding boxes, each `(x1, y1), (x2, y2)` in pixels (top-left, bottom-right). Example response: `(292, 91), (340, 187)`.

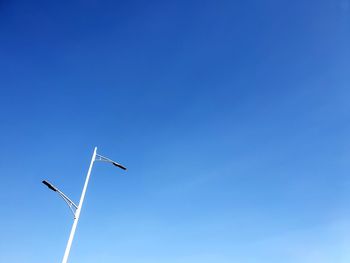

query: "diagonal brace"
(56, 189), (78, 218)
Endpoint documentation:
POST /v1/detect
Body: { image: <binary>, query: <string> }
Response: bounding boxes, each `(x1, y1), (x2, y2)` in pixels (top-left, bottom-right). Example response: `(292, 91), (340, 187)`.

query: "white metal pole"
(61, 147), (97, 263)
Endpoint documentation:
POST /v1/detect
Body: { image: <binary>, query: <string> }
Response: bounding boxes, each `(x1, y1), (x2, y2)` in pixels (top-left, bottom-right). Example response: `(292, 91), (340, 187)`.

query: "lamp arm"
(56, 190), (78, 218)
(95, 153), (127, 170)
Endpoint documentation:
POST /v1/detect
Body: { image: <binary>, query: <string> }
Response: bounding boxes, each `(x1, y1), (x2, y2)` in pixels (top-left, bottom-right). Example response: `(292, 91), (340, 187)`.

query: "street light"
(42, 147), (126, 263)
(42, 180), (78, 217)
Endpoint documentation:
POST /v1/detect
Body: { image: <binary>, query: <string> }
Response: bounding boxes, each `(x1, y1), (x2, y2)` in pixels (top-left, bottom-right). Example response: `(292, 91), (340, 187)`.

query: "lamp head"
(42, 180), (58, 192)
(112, 162), (127, 170)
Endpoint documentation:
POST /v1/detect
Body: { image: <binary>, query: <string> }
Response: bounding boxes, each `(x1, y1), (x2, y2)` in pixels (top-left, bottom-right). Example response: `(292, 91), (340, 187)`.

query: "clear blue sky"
(0, 0), (349, 262)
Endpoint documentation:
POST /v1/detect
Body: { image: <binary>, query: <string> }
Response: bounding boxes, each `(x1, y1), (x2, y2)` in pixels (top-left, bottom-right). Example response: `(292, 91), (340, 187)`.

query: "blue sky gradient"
(0, 0), (350, 262)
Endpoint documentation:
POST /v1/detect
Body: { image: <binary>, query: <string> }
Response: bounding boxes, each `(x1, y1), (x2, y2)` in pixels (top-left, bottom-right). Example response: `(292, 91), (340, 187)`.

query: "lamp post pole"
(61, 147), (97, 263)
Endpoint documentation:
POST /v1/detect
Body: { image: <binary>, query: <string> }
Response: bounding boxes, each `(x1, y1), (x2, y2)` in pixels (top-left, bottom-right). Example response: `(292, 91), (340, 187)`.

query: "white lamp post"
(42, 147), (127, 263)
